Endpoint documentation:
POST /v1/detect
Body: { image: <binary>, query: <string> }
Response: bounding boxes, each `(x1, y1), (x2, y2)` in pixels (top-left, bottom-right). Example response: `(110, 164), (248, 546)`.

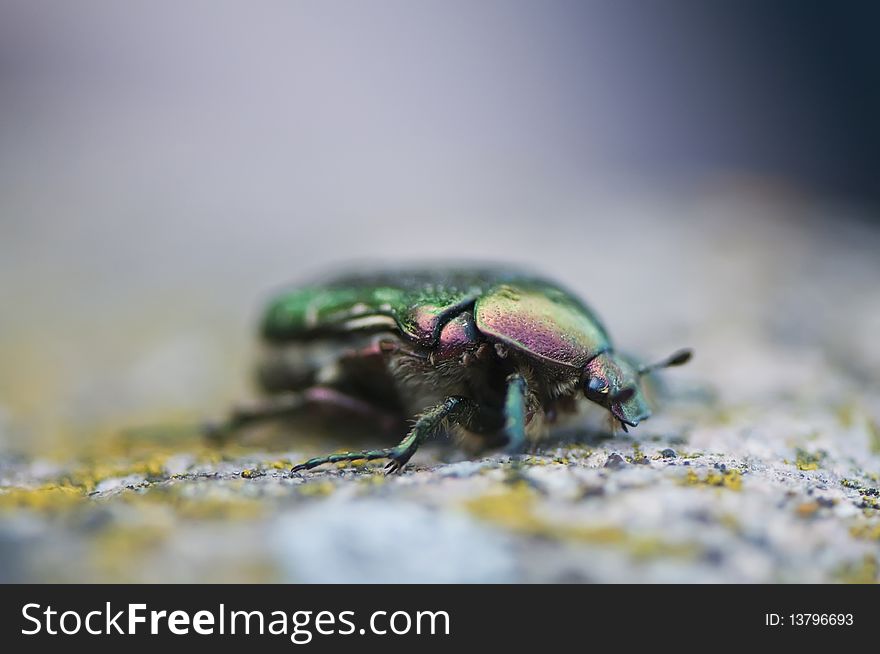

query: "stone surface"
(0, 383), (878, 583)
(1, 195), (879, 583)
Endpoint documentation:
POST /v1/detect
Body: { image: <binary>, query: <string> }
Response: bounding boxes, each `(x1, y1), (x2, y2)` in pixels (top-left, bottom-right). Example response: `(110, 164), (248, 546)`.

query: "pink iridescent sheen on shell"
(405, 304), (448, 344)
(434, 313), (479, 360)
(474, 285), (610, 368)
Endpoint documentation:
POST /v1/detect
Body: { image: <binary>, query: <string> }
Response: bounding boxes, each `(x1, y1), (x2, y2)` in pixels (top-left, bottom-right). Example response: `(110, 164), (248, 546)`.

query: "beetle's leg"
(291, 396), (473, 475)
(503, 373), (529, 454)
(204, 387), (399, 441)
(383, 396), (477, 474)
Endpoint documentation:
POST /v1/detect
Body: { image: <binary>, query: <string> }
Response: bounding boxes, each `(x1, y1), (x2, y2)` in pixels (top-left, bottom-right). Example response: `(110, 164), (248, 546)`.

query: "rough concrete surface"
(1, 196), (879, 583)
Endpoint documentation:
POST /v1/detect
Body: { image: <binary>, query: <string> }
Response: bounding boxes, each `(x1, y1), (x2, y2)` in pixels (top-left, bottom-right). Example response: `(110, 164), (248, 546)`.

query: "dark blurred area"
(607, 0), (880, 207)
(646, 0), (880, 207)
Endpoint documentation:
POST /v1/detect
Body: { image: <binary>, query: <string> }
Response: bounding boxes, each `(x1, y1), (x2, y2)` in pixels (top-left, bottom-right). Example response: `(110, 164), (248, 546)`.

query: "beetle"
(212, 265), (691, 474)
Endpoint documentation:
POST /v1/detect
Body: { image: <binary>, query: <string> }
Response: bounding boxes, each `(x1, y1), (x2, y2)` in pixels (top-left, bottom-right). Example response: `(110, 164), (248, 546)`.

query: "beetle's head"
(582, 349), (692, 430)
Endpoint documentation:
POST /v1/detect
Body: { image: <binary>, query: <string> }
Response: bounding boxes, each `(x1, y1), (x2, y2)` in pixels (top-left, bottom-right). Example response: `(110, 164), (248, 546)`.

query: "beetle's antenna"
(638, 348), (693, 376)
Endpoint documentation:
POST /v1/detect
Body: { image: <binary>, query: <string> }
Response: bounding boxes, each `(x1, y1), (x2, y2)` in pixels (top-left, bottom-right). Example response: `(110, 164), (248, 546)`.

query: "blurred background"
(2, 0), (880, 585)
(1, 0), (878, 454)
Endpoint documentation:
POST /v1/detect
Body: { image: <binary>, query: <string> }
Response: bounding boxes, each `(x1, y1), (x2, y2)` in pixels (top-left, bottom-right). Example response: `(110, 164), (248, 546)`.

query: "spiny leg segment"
(291, 395), (473, 474)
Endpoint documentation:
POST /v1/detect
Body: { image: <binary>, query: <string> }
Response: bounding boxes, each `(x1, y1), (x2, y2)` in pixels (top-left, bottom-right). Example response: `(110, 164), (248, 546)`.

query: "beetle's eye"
(586, 377), (608, 395)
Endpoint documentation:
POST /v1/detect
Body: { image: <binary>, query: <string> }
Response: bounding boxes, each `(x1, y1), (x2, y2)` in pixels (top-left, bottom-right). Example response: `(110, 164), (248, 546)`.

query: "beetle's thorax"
(386, 330), (583, 419)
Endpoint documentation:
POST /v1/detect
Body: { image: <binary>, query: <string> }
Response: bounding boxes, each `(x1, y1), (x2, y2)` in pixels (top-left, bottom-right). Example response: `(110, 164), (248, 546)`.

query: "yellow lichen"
(48, 455), (172, 494)
(835, 555), (879, 584)
(464, 484), (700, 560)
(850, 523), (880, 541)
(359, 475), (387, 488)
(868, 418), (880, 456)
(297, 480), (337, 497)
(717, 512), (742, 532)
(111, 484), (266, 521)
(0, 485), (85, 511)
(629, 443), (649, 465)
(90, 525), (172, 582)
(794, 449), (824, 472)
(172, 497), (263, 520)
(861, 496), (880, 512)
(835, 402), (857, 429)
(681, 469), (742, 491)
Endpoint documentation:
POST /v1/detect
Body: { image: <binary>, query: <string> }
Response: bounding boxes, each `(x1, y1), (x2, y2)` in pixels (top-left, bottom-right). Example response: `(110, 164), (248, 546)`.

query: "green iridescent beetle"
(213, 266), (691, 474)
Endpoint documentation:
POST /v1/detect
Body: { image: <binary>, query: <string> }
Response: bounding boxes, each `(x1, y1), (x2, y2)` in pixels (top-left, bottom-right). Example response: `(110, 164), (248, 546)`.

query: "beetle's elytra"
(214, 266), (691, 473)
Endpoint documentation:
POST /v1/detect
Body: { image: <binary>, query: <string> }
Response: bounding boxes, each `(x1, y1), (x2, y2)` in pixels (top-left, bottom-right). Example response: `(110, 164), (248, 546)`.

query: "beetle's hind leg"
(204, 387), (400, 442)
(291, 396), (475, 475)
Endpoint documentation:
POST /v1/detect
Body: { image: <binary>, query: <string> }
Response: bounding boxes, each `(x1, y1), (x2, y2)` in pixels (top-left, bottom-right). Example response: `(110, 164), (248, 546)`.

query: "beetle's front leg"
(503, 373), (529, 454)
(291, 395), (475, 475)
